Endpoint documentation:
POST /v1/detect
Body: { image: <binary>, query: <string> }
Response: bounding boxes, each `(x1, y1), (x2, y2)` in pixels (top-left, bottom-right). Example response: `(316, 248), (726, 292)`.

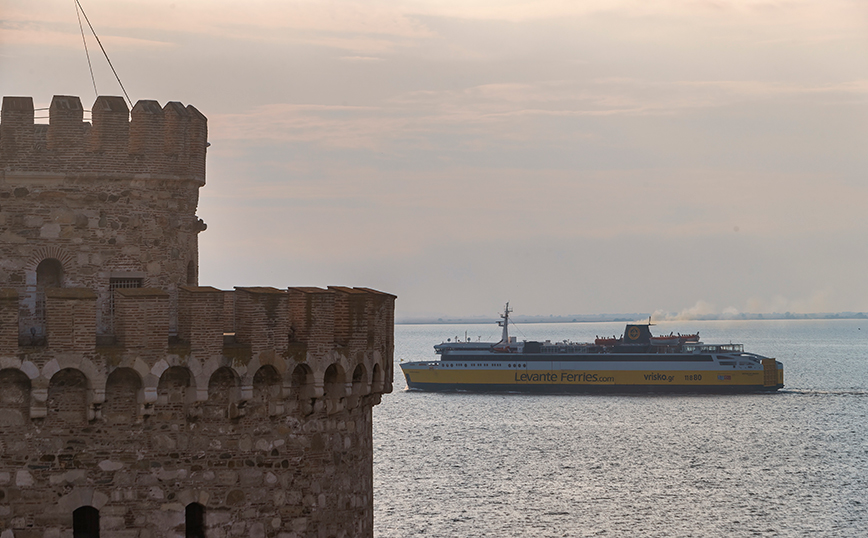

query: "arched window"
(205, 367), (239, 420)
(251, 365), (281, 418)
(0, 368), (31, 425)
(371, 363), (384, 393)
(323, 364), (345, 399)
(48, 368), (88, 425)
(36, 258), (64, 326)
(103, 368), (142, 424)
(351, 364), (367, 395)
(157, 366), (193, 421)
(73, 506), (100, 538)
(186, 261), (196, 286)
(186, 502), (205, 538)
(37, 258), (64, 288)
(290, 363), (315, 414)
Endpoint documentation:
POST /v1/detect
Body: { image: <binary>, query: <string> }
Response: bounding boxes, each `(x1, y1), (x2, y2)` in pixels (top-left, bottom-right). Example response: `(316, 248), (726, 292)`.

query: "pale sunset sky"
(1, 0), (866, 319)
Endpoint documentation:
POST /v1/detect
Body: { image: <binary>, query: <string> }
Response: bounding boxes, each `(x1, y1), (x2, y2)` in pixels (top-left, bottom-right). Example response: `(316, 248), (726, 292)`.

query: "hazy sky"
(2, 0), (867, 319)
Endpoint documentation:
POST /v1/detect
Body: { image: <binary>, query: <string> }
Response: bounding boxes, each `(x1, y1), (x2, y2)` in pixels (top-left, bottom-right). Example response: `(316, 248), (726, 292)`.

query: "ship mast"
(497, 302), (512, 344)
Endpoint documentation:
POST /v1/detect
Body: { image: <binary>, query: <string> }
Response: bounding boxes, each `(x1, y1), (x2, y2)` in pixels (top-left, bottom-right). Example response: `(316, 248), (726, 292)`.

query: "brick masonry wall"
(178, 286), (224, 359)
(45, 288), (97, 354)
(0, 290), (17, 353)
(0, 94), (395, 538)
(114, 288), (170, 355)
(234, 287), (290, 356)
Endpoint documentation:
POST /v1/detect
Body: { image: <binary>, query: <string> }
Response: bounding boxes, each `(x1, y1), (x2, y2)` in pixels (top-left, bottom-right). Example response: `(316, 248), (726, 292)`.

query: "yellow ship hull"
(401, 361), (784, 393)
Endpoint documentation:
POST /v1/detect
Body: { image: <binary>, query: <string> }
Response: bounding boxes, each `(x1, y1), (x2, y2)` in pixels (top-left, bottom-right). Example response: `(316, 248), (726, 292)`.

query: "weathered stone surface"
(0, 95), (395, 537)
(98, 460), (125, 472)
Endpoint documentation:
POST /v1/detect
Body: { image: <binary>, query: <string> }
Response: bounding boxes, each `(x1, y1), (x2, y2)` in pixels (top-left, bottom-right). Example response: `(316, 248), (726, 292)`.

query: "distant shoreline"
(396, 312), (867, 325)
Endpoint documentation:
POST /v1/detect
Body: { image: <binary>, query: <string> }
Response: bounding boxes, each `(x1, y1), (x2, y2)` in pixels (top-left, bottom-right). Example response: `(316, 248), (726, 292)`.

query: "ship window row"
(439, 363), (521, 368)
(717, 360), (759, 369)
(444, 363), (528, 368)
(438, 363), (527, 368)
(684, 344), (745, 353)
(536, 346), (592, 353)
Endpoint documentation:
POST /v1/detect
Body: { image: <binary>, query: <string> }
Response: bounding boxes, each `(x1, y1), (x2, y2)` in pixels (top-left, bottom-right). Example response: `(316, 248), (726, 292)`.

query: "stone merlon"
(1, 95), (207, 182)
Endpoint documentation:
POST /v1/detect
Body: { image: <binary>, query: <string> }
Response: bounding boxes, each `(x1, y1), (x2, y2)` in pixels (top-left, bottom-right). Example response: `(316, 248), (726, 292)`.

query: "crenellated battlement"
(0, 285), (394, 411)
(0, 95), (207, 182)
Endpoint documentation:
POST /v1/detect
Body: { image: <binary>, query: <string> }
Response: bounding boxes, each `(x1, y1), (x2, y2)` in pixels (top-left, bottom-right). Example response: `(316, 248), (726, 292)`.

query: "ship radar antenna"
(497, 302), (513, 344)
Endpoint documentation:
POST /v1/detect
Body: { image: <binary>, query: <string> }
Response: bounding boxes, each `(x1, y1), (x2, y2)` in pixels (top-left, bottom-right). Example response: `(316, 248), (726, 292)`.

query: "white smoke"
(651, 300), (716, 321)
(721, 306), (740, 319)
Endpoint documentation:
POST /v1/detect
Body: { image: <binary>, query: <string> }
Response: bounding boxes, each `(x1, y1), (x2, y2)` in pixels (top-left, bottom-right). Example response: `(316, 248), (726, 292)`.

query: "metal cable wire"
(74, 0), (98, 99)
(74, 0), (133, 108)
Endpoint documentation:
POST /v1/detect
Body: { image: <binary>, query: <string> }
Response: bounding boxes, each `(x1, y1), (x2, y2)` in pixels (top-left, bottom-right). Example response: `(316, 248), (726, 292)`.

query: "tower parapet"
(0, 284), (393, 403)
(1, 95), (206, 180)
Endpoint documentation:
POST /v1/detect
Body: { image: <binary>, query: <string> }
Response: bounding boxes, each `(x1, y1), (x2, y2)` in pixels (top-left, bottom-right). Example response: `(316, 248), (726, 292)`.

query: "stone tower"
(0, 95), (207, 338)
(0, 95), (395, 537)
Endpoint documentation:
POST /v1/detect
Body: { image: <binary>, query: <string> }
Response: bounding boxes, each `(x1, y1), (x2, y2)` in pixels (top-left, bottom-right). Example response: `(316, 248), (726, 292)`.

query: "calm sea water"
(373, 319), (868, 537)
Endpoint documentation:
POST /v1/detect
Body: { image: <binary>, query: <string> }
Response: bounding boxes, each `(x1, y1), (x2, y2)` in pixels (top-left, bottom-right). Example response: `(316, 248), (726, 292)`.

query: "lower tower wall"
(0, 285), (394, 538)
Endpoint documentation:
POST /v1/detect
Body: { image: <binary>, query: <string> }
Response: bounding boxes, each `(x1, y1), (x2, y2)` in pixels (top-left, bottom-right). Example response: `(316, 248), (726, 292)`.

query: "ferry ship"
(400, 304), (784, 393)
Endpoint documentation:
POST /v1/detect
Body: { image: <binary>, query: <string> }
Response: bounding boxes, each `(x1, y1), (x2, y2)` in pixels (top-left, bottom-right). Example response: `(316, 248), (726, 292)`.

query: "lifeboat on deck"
(651, 333), (700, 346)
